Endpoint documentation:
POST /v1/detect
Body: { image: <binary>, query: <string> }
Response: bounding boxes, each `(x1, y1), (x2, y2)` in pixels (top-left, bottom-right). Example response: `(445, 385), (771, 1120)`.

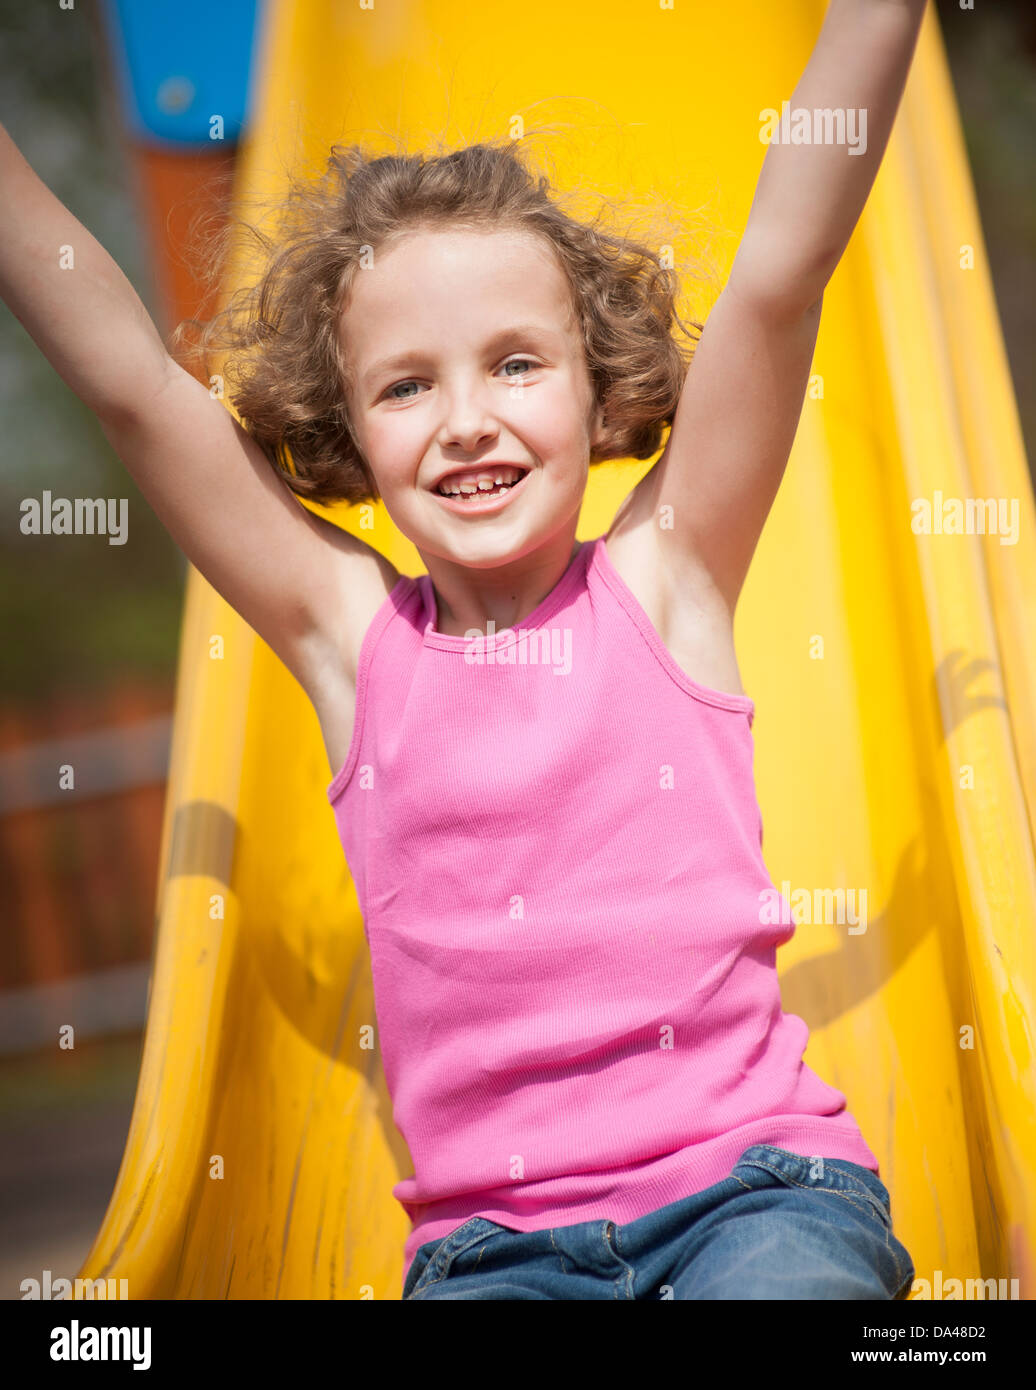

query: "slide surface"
(79, 0), (1036, 1298)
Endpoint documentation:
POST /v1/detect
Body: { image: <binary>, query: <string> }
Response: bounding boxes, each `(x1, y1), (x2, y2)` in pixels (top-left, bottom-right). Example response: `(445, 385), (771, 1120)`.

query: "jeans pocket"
(732, 1144), (893, 1230)
(403, 1241), (441, 1299)
(405, 1217), (508, 1298)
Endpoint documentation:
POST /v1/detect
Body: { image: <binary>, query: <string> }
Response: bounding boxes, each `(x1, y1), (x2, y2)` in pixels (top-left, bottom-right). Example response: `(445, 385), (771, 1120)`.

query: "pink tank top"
(327, 535), (879, 1289)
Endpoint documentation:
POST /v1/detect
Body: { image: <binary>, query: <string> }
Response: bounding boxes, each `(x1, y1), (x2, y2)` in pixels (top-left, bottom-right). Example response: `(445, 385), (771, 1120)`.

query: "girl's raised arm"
(636, 0), (927, 616)
(0, 121), (390, 700)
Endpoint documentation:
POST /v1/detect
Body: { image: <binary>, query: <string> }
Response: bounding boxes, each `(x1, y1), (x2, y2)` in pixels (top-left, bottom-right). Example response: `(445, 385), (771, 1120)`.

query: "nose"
(436, 377), (499, 453)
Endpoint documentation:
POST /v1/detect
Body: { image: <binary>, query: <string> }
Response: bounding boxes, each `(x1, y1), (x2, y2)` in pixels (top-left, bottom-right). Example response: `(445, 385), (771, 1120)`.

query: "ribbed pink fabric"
(327, 534), (879, 1290)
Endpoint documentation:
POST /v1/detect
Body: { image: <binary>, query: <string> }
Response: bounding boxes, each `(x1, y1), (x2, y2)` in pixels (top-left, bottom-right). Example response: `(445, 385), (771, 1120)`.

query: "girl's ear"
(590, 402), (607, 450)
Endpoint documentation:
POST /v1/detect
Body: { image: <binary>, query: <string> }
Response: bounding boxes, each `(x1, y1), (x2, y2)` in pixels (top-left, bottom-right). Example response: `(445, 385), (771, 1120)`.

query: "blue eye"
(502, 358), (534, 377)
(387, 380), (422, 400)
(382, 358), (536, 401)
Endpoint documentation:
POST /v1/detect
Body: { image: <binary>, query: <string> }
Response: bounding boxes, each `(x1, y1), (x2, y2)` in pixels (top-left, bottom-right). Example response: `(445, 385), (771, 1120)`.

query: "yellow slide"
(78, 0), (1036, 1298)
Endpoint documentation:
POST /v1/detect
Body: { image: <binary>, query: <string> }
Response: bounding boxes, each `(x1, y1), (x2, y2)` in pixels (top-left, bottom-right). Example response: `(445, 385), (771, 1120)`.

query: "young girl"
(0, 0), (927, 1301)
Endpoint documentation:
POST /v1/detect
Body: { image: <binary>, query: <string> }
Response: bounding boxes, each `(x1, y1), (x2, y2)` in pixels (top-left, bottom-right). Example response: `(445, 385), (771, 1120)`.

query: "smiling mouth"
(433, 466), (530, 500)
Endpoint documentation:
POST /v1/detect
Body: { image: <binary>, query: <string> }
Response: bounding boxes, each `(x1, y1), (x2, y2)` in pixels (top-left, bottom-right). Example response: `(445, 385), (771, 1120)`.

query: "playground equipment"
(80, 0), (1036, 1298)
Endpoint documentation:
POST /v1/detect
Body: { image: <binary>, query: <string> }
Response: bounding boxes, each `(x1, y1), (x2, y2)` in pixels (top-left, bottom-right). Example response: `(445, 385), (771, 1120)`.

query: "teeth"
(438, 468), (523, 496)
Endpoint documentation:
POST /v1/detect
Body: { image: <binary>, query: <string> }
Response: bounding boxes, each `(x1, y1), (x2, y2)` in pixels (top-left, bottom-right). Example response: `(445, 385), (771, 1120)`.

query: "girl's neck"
(428, 536), (583, 637)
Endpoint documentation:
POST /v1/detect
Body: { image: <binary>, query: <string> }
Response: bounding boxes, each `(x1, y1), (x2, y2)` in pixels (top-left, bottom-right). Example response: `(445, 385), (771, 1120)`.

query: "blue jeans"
(402, 1144), (915, 1300)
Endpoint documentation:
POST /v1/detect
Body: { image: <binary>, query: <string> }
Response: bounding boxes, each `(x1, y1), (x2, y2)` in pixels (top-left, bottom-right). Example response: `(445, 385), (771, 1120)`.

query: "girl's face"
(338, 226), (606, 567)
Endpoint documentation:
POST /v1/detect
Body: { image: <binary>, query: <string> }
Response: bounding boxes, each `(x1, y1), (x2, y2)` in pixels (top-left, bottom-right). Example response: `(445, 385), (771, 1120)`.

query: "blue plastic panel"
(101, 0), (263, 148)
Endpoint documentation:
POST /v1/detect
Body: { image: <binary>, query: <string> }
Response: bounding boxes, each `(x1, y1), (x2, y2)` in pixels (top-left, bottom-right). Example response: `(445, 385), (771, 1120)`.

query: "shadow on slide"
(78, 0), (1036, 1299)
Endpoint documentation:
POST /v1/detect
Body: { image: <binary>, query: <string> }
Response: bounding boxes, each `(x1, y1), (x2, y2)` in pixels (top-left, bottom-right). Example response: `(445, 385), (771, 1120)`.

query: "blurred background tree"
(0, 0), (184, 702)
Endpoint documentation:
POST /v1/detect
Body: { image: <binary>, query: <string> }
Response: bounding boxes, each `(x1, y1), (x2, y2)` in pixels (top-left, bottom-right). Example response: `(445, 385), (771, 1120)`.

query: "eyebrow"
(362, 323), (562, 387)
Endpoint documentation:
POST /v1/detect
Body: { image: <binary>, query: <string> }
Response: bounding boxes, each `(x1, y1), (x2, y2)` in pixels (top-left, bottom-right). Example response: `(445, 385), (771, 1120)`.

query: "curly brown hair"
(171, 130), (719, 508)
